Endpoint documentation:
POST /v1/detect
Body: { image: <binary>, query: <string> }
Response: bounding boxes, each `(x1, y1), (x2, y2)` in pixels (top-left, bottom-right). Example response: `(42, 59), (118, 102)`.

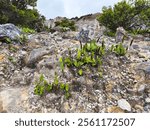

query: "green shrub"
(21, 27), (36, 34)
(55, 18), (76, 31)
(103, 30), (116, 37)
(97, 0), (150, 34)
(0, 0), (46, 32)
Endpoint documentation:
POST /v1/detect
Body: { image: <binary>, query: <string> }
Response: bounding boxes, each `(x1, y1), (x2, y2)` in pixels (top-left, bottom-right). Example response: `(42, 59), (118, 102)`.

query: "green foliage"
(21, 27), (36, 34)
(77, 49), (82, 60)
(64, 57), (72, 67)
(0, 34), (28, 44)
(111, 43), (126, 56)
(8, 56), (16, 64)
(53, 72), (59, 86)
(0, 37), (12, 44)
(19, 34), (28, 44)
(0, 0), (46, 32)
(60, 38), (128, 79)
(59, 57), (65, 72)
(11, 0), (37, 10)
(78, 69), (83, 76)
(97, 0), (150, 33)
(9, 45), (18, 52)
(103, 30), (116, 37)
(55, 18), (76, 31)
(60, 40), (106, 76)
(34, 74), (49, 96)
(34, 74), (71, 99)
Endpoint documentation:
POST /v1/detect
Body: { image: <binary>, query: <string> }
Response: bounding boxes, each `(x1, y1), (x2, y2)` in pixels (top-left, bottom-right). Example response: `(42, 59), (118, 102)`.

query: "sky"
(37, 0), (122, 19)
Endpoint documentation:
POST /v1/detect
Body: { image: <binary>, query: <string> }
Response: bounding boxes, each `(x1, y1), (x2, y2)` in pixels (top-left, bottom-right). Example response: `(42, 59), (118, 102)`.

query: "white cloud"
(37, 0), (122, 19)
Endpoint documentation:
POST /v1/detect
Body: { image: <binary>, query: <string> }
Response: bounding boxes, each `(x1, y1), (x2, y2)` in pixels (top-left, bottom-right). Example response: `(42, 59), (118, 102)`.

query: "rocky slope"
(0, 14), (150, 113)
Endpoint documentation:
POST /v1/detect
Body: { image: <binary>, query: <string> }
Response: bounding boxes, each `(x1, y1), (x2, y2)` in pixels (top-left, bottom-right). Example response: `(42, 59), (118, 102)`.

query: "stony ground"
(0, 15), (150, 113)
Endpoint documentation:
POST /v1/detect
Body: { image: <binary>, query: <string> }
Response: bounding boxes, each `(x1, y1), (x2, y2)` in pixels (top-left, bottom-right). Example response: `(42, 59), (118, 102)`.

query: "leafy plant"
(60, 83), (65, 90)
(46, 83), (53, 92)
(61, 40), (106, 76)
(65, 83), (69, 92)
(53, 72), (59, 86)
(97, 0), (150, 34)
(9, 45), (18, 52)
(59, 57), (64, 72)
(8, 56), (16, 64)
(19, 34), (28, 44)
(65, 92), (71, 99)
(0, 0), (46, 32)
(78, 69), (83, 76)
(111, 43), (126, 56)
(5, 37), (12, 44)
(34, 74), (71, 99)
(0, 37), (12, 44)
(77, 49), (82, 60)
(21, 27), (36, 34)
(64, 57), (72, 67)
(34, 74), (47, 96)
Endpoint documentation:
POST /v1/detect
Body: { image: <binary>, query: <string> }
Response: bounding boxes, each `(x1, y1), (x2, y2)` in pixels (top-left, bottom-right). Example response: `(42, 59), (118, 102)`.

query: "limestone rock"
(118, 99), (131, 111)
(115, 27), (126, 43)
(26, 46), (55, 67)
(0, 23), (22, 43)
(77, 29), (90, 43)
(145, 98), (150, 103)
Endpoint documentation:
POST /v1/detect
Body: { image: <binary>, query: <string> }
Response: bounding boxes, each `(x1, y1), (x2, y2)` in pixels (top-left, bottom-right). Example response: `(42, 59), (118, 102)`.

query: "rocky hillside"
(0, 14), (150, 113)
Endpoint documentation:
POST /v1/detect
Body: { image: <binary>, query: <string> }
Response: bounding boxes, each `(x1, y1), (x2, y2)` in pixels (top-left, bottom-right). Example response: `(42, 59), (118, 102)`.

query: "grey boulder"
(0, 23), (22, 43)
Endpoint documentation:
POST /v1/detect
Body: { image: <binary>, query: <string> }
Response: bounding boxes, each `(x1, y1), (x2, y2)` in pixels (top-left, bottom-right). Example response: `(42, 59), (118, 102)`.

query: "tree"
(11, 0), (37, 9)
(0, 0), (46, 31)
(97, 0), (150, 33)
(131, 0), (150, 31)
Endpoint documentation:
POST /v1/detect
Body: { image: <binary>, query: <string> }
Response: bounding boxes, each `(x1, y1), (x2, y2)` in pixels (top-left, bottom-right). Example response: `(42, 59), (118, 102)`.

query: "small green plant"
(64, 57), (72, 67)
(19, 34), (28, 44)
(77, 49), (82, 60)
(53, 72), (59, 87)
(9, 46), (18, 52)
(8, 56), (16, 64)
(0, 37), (12, 44)
(34, 74), (47, 96)
(21, 27), (36, 34)
(111, 43), (126, 56)
(60, 40), (106, 76)
(78, 69), (83, 76)
(34, 74), (71, 99)
(59, 57), (64, 72)
(5, 37), (12, 44)
(60, 82), (70, 99)
(14, 34), (28, 44)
